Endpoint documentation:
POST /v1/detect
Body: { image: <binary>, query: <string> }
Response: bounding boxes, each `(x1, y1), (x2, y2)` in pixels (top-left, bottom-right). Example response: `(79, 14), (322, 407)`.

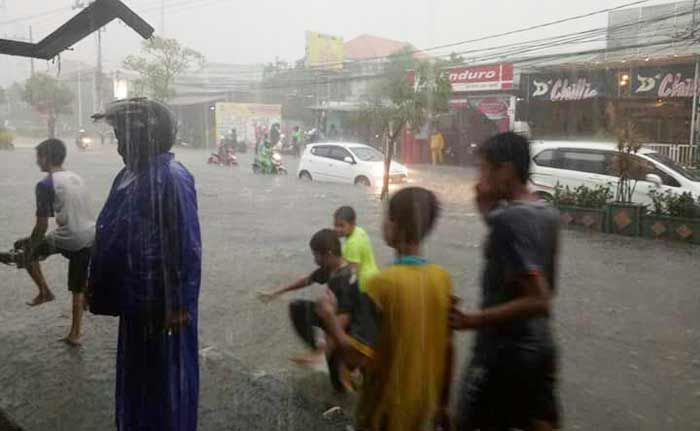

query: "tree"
(606, 102), (648, 203)
(22, 73), (74, 138)
(357, 48), (452, 199)
(123, 36), (205, 102)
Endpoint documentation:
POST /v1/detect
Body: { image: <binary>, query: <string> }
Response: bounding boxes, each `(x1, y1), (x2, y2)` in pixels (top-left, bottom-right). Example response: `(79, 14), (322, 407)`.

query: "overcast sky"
(0, 0), (683, 84)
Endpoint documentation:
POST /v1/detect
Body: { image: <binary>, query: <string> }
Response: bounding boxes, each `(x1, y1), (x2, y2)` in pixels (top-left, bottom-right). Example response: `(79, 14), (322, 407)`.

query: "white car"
(529, 141), (700, 205)
(297, 142), (408, 187)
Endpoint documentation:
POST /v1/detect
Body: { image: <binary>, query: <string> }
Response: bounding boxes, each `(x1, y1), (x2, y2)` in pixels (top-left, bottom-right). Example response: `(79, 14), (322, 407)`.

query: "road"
(0, 143), (699, 430)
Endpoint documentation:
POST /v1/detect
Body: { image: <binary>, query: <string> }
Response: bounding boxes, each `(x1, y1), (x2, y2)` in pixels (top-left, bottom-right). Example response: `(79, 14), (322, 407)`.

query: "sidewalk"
(0, 307), (351, 431)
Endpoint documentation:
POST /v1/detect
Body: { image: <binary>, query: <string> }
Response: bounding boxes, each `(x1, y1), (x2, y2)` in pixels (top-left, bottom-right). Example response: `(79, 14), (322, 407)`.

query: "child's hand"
(257, 291), (279, 304)
(449, 303), (479, 330)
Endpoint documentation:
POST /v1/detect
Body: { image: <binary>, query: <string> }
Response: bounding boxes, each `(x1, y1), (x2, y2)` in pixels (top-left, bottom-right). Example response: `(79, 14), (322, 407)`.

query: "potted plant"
(642, 190), (700, 244)
(554, 184), (612, 232)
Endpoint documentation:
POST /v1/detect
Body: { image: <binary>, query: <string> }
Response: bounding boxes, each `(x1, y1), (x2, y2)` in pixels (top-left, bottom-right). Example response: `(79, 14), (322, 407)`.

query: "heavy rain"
(1, 1), (700, 430)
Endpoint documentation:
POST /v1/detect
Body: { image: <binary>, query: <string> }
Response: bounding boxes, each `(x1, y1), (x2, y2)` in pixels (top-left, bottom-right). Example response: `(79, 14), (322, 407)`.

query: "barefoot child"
(259, 228), (363, 392)
(318, 187), (454, 431)
(12, 139), (95, 346)
(333, 206), (379, 291)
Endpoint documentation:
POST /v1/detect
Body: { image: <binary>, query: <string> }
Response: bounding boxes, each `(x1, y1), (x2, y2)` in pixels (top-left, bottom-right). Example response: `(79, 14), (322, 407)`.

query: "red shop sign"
(446, 64), (514, 92)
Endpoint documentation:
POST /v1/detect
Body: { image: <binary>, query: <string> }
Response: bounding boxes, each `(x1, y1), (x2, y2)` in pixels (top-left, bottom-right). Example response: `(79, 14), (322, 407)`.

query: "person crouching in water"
(259, 229), (363, 392)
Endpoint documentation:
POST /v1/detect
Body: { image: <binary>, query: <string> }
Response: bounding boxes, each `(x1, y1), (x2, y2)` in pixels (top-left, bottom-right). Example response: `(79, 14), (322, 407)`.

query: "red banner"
(446, 64), (513, 92)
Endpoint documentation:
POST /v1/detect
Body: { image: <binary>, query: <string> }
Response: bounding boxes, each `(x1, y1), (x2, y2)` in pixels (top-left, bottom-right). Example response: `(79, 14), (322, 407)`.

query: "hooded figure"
(89, 98), (201, 431)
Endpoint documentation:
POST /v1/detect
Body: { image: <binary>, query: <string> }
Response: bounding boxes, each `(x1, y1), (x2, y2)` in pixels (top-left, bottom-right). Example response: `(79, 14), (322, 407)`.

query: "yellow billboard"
(305, 31), (344, 69)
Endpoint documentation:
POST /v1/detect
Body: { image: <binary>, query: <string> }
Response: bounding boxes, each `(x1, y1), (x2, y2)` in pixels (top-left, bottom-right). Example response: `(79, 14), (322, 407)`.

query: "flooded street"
(1, 144), (699, 430)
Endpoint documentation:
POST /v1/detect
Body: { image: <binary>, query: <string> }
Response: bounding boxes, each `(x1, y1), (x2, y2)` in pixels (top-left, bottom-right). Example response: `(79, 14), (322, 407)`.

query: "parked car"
(297, 142), (408, 187)
(529, 141), (700, 206)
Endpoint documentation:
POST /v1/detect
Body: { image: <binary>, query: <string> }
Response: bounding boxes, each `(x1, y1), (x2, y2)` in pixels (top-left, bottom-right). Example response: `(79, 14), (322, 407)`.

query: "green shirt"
(342, 226), (380, 291)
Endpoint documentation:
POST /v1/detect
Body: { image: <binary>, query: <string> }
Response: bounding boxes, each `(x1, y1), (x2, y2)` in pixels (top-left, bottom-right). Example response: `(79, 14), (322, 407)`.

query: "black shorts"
(17, 238), (91, 294)
(456, 347), (561, 430)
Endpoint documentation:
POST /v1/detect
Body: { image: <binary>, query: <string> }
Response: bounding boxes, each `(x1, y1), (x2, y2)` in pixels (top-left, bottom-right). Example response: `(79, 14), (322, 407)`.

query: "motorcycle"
(208, 148), (238, 167)
(252, 151), (287, 175)
(75, 130), (91, 151)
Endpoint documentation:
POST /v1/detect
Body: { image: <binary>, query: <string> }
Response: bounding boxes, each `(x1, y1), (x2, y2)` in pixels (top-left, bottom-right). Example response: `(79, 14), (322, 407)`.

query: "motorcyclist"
(270, 123), (281, 148)
(226, 128), (238, 153)
(257, 135), (273, 174)
(75, 129), (88, 150)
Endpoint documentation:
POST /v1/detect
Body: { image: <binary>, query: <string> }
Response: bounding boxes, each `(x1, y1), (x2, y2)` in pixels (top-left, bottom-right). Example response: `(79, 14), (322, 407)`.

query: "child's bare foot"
(60, 336), (81, 347)
(290, 351), (324, 366)
(26, 292), (55, 307)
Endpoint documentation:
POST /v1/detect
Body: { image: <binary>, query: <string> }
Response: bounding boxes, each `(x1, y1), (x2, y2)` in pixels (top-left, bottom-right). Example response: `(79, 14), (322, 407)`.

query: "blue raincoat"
(89, 152), (201, 431)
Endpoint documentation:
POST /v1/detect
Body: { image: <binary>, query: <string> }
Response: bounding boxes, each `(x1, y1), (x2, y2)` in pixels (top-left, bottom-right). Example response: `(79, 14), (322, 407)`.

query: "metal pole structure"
(96, 28), (103, 112)
(29, 25), (34, 76)
(77, 67), (83, 128)
(691, 56), (700, 162)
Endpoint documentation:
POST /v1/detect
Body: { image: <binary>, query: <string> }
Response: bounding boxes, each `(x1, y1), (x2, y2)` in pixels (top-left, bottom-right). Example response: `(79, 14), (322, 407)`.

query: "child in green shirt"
(333, 206), (380, 291)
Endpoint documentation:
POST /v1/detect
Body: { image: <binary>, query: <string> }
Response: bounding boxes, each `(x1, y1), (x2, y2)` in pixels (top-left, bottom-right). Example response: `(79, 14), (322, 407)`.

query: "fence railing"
(643, 144), (696, 166)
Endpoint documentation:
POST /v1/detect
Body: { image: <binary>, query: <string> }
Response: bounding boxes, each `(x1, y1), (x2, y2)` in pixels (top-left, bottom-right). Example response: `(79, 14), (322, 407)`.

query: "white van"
(529, 141), (700, 205)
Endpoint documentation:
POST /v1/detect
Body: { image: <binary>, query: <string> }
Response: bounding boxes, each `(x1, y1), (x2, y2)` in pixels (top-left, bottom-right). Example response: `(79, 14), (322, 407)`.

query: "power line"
(194, 4), (699, 81)
(0, 6), (71, 26)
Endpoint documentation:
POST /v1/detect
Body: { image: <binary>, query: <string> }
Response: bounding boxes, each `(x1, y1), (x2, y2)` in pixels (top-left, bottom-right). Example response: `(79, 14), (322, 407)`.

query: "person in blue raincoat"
(89, 98), (202, 431)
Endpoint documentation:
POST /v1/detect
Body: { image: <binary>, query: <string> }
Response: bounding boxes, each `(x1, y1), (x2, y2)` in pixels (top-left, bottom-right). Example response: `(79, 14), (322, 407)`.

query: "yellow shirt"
(342, 226), (380, 292)
(430, 133), (445, 151)
(349, 263), (452, 431)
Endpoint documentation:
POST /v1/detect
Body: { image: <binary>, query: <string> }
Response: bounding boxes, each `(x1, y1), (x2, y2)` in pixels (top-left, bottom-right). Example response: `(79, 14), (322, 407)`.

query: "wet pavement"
(1, 143), (699, 430)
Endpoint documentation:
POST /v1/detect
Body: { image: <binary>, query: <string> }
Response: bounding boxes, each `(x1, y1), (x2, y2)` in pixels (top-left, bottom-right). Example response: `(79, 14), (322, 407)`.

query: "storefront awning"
(0, 0), (153, 60)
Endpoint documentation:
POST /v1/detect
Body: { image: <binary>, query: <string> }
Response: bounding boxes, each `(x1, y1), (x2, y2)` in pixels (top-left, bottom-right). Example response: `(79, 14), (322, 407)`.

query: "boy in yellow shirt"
(333, 206), (380, 291)
(318, 187), (454, 431)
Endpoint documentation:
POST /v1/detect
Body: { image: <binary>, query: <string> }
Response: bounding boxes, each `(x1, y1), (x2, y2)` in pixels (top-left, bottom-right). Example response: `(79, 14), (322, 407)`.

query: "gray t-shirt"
(473, 200), (560, 361)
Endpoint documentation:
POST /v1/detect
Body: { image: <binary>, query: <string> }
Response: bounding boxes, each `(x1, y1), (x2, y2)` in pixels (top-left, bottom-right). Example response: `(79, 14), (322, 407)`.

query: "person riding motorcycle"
(257, 137), (274, 174)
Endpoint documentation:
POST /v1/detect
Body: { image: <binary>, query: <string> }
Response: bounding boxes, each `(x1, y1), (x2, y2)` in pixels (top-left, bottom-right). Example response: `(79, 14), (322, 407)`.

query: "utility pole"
(29, 25), (34, 76)
(96, 26), (103, 112)
(160, 0), (166, 36)
(693, 0), (698, 39)
(73, 1), (103, 112)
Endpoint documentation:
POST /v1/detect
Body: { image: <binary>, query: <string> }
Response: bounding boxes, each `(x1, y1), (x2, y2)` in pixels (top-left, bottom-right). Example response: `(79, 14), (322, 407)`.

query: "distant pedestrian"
(292, 126), (303, 157)
(333, 206), (379, 292)
(317, 187), (454, 431)
(430, 128), (445, 165)
(89, 98), (202, 431)
(2, 138), (95, 346)
(450, 132), (561, 430)
(328, 124), (338, 139)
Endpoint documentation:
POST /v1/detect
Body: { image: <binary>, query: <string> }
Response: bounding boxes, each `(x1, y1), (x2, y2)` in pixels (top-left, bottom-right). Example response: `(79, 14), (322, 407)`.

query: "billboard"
(445, 64), (514, 92)
(528, 71), (610, 101)
(632, 64), (698, 98)
(215, 103), (282, 144)
(305, 31), (344, 69)
(408, 63), (514, 93)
